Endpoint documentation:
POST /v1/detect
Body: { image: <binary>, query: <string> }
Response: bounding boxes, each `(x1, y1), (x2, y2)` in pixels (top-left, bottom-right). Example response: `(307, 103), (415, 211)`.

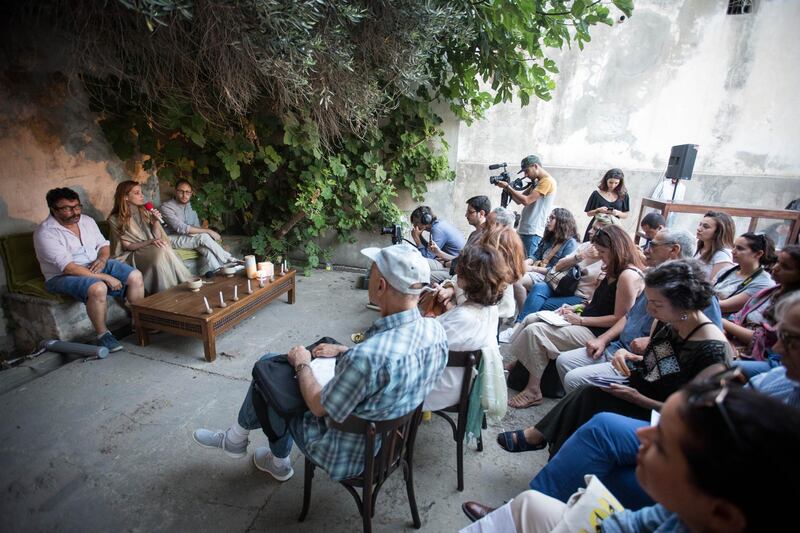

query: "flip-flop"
(507, 391), (543, 408)
(496, 430), (547, 453)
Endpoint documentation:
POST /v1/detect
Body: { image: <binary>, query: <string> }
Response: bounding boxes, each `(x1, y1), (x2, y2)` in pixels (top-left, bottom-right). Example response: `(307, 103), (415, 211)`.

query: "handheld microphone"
(488, 163), (506, 170)
(144, 202), (167, 227)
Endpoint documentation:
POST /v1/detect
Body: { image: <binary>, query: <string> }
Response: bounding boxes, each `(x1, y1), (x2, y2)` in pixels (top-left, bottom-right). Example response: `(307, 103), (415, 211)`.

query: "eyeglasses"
(687, 367), (748, 448)
(54, 203), (82, 213)
(176, 189), (193, 195)
(649, 241), (675, 248)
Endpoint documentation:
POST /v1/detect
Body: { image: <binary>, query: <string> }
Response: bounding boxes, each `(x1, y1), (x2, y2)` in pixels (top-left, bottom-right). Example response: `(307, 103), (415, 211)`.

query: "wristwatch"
(294, 363), (311, 377)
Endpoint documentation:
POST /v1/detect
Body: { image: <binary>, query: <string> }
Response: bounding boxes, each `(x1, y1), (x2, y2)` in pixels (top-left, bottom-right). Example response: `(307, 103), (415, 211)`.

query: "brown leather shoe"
(462, 501), (496, 522)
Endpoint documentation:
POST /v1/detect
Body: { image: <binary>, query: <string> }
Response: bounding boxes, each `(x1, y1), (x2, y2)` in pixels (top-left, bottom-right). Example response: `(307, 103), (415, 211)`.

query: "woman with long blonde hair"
(108, 181), (191, 293)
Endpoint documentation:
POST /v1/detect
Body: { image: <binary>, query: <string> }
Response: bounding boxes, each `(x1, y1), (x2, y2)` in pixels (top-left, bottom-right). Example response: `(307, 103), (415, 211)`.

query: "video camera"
(489, 162), (531, 207)
(380, 224), (403, 245)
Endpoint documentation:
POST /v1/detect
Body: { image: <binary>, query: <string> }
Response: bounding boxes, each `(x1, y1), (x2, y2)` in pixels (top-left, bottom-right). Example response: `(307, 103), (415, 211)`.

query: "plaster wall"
(0, 53), (146, 353)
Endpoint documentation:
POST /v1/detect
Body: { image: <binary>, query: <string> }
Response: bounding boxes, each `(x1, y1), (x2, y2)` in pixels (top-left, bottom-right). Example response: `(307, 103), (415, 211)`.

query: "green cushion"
(174, 248), (200, 261)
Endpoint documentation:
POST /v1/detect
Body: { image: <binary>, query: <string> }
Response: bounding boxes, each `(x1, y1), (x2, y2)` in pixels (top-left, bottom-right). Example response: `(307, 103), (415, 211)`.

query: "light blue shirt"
(418, 219), (465, 259)
(749, 366), (800, 409)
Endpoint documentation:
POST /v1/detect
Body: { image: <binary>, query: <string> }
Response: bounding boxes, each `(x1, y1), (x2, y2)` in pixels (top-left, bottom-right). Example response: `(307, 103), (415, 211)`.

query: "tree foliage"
(5, 0), (633, 270)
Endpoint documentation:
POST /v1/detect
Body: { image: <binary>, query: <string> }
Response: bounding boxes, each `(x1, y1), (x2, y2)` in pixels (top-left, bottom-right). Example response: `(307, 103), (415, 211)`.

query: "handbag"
(253, 337), (339, 440)
(550, 475), (625, 533)
(545, 264), (582, 296)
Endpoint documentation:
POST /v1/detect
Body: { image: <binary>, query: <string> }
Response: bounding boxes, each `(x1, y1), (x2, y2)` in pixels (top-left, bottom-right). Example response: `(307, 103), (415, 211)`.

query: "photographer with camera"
(493, 155), (557, 258)
(410, 206), (466, 284)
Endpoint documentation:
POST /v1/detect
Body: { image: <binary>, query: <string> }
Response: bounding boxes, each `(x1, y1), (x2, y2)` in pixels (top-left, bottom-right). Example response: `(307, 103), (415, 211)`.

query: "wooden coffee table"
(131, 270), (296, 362)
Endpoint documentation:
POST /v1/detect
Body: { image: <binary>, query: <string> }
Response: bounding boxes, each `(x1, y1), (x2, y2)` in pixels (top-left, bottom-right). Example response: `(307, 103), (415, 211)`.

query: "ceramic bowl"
(223, 266), (237, 277)
(187, 278), (203, 291)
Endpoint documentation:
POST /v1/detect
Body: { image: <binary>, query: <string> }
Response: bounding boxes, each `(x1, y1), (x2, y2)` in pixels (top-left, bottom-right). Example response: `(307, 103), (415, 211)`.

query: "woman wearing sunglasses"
(463, 381), (800, 532)
(498, 259), (728, 454)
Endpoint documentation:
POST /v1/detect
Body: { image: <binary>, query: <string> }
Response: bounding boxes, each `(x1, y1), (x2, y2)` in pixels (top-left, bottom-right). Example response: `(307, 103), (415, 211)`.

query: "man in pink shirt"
(33, 188), (145, 352)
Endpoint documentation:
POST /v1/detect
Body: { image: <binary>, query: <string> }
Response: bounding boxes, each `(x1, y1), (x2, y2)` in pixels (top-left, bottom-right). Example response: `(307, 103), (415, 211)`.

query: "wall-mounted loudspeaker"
(665, 144), (698, 180)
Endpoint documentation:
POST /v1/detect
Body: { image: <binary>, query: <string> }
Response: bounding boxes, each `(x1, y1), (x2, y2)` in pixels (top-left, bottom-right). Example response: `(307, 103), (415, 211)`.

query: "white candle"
(234, 285), (238, 299)
(264, 261), (274, 277)
(247, 279), (252, 293)
(245, 255), (257, 279)
(219, 291), (224, 305)
(203, 296), (212, 313)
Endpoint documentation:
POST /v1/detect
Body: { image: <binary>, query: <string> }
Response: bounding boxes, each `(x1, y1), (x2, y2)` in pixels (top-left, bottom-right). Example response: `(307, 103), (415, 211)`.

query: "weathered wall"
(323, 0), (799, 269)
(0, 44), (148, 353)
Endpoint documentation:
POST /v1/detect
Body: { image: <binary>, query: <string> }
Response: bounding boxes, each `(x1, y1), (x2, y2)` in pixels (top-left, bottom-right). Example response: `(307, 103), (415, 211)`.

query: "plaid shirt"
(300, 307), (448, 481)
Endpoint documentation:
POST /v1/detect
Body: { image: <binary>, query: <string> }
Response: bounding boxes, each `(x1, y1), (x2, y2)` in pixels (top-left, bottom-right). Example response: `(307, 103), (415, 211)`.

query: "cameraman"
(494, 155), (557, 257)
(410, 206), (465, 283)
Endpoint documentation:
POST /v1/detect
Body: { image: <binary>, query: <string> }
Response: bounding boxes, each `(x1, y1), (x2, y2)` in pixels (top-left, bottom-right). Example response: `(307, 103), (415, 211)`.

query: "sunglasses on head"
(687, 367), (749, 449)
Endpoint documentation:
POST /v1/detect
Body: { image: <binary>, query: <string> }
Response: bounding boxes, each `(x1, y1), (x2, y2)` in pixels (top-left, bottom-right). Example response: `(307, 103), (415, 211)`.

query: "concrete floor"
(0, 270), (556, 533)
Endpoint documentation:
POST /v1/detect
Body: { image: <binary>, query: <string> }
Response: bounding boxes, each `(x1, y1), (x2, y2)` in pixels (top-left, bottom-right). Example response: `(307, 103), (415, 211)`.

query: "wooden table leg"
(133, 309), (150, 346)
(288, 280), (296, 304)
(202, 325), (217, 363)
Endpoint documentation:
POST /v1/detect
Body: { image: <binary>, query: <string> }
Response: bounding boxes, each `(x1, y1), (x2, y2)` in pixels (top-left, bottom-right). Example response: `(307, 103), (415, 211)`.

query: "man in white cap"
(191, 243), (448, 482)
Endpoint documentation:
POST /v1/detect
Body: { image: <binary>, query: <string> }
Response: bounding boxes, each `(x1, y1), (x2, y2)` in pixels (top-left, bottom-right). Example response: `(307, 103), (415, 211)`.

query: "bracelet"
(294, 363), (311, 377)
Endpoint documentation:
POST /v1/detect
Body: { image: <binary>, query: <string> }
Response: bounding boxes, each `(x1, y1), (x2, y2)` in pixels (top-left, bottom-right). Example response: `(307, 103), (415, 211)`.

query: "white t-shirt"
(423, 302), (498, 411)
(713, 267), (775, 300)
(696, 249), (733, 278)
(652, 178), (686, 201)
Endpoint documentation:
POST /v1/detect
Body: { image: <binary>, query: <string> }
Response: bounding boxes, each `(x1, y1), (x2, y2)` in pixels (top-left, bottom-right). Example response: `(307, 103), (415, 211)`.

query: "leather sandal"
(496, 429), (547, 453)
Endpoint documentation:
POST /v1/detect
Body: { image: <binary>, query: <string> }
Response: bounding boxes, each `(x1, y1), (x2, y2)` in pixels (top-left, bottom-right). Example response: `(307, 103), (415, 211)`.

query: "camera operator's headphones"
(419, 206), (434, 226)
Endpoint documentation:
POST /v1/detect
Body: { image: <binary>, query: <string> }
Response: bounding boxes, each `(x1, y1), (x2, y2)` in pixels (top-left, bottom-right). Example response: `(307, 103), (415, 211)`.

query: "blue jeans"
(530, 412), (654, 510)
(731, 352), (782, 379)
(517, 281), (583, 322)
(238, 352), (307, 459)
(519, 234), (542, 258)
(45, 259), (134, 303)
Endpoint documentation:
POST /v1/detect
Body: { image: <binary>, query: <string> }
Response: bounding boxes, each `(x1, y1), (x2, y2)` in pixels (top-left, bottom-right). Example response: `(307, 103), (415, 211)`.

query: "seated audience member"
(582, 168), (629, 241)
(713, 232), (775, 316)
(557, 228), (723, 392)
(33, 188), (145, 352)
(498, 260), (728, 455)
(462, 385), (800, 532)
(505, 213), (613, 335)
(695, 210), (735, 280)
(410, 205), (466, 283)
(424, 226), (525, 411)
(527, 291), (800, 510)
(108, 181), (192, 293)
(160, 179), (237, 275)
(434, 221), (525, 326)
(464, 195), (491, 243)
(503, 226), (645, 408)
(638, 212), (665, 250)
(193, 243), (448, 482)
(725, 244), (800, 372)
(512, 208), (579, 314)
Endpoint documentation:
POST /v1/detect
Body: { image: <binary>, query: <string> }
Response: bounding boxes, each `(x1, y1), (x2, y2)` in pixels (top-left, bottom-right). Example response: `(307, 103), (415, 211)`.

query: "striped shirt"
(300, 307), (448, 480)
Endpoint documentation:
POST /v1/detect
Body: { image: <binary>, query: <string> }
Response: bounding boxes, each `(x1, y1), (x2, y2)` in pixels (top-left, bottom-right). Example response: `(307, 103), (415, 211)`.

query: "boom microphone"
(144, 202), (167, 226)
(488, 163), (506, 170)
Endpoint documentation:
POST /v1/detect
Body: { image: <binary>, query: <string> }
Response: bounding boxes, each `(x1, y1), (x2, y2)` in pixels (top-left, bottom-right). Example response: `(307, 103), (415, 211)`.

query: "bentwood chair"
(298, 404), (424, 533)
(432, 349), (484, 491)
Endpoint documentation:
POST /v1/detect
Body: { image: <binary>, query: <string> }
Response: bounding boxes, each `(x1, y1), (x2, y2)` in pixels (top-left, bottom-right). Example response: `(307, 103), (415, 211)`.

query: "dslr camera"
(380, 224), (403, 245)
(489, 162), (530, 207)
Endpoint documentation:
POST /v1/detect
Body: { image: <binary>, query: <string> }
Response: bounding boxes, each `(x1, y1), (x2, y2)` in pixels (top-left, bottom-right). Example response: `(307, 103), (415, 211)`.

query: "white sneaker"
(498, 326), (518, 344)
(253, 447), (294, 481)
(192, 428), (248, 458)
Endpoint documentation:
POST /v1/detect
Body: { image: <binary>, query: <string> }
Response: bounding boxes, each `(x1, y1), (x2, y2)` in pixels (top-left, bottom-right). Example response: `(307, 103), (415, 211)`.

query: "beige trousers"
(508, 315), (596, 379)
(510, 490), (567, 533)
